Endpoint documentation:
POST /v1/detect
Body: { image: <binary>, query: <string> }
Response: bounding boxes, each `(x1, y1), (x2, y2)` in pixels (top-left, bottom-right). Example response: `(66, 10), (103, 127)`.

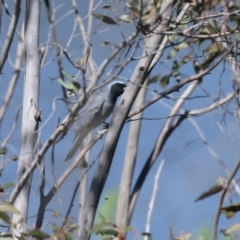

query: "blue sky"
(0, 1), (240, 239)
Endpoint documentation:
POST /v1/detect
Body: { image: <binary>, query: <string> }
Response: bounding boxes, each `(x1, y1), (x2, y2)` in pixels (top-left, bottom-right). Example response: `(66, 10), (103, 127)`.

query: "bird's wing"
(65, 92), (106, 161)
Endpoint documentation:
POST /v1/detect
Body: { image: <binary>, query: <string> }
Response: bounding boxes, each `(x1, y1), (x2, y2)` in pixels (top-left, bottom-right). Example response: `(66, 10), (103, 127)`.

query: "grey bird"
(65, 81), (126, 161)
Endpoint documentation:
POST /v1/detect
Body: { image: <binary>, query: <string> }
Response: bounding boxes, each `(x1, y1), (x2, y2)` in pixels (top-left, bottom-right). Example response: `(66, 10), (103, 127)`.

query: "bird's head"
(107, 81), (126, 99)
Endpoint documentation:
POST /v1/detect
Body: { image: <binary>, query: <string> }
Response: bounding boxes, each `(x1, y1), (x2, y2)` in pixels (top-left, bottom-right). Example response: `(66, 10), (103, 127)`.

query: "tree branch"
(0, 0), (21, 73)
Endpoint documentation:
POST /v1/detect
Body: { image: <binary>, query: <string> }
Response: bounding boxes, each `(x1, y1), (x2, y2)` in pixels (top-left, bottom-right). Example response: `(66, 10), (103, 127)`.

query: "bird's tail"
(65, 132), (86, 161)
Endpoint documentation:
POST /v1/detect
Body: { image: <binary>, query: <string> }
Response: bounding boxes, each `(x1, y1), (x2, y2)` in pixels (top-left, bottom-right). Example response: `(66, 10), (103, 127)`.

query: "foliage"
(1, 0), (240, 239)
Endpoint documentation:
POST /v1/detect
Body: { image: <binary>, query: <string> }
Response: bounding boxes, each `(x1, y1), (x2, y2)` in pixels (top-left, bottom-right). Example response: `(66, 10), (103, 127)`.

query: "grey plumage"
(65, 81), (126, 161)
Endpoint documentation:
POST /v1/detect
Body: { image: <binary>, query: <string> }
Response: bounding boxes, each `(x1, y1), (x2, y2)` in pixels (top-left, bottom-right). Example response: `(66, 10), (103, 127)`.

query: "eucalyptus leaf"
(58, 78), (75, 90)
(61, 70), (73, 81)
(0, 203), (20, 214)
(102, 4), (112, 9)
(0, 147), (7, 156)
(160, 75), (170, 88)
(58, 78), (82, 95)
(1, 182), (14, 190)
(221, 203), (240, 219)
(0, 232), (13, 240)
(172, 61), (182, 82)
(29, 229), (50, 240)
(149, 74), (160, 85)
(10, 155), (18, 161)
(195, 184), (223, 202)
(221, 223), (240, 236)
(92, 13), (117, 25)
(125, 2), (138, 13)
(0, 212), (11, 225)
(118, 15), (132, 23)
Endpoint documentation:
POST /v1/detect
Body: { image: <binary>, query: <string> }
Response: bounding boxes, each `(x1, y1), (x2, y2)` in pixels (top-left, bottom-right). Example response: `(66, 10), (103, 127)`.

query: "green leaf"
(174, 233), (192, 240)
(200, 43), (224, 70)
(0, 147), (7, 156)
(124, 226), (134, 232)
(90, 223), (119, 236)
(182, 55), (191, 63)
(220, 223), (240, 236)
(167, 48), (177, 59)
(125, 2), (138, 13)
(51, 223), (72, 240)
(100, 229), (119, 236)
(201, 53), (218, 70)
(206, 43), (224, 54)
(58, 78), (82, 95)
(90, 207), (122, 237)
(102, 4), (112, 9)
(167, 42), (189, 59)
(118, 15), (132, 23)
(0, 232), (13, 240)
(76, 58), (84, 68)
(149, 74), (160, 85)
(195, 184), (223, 202)
(92, 13), (117, 25)
(58, 78), (74, 90)
(160, 75), (170, 88)
(61, 70), (73, 81)
(193, 60), (201, 73)
(172, 61), (182, 82)
(0, 212), (11, 225)
(59, 69), (83, 95)
(0, 203), (20, 214)
(221, 203), (240, 219)
(72, 82), (82, 95)
(29, 229), (50, 239)
(10, 155), (18, 161)
(1, 182), (14, 190)
(67, 222), (79, 233)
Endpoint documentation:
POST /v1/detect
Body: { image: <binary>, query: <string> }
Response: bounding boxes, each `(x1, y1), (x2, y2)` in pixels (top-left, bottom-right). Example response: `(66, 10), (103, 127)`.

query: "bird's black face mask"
(111, 82), (126, 98)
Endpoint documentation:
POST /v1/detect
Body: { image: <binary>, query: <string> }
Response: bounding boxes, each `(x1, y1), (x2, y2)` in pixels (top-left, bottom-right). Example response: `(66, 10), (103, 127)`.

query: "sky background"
(0, 0), (240, 239)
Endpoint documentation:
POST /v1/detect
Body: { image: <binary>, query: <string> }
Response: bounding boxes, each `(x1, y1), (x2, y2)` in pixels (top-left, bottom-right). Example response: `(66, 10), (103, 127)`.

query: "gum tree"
(0, 0), (240, 239)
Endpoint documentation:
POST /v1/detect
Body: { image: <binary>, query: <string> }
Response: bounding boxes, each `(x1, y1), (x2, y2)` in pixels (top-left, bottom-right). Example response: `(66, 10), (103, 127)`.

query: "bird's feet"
(102, 122), (109, 130)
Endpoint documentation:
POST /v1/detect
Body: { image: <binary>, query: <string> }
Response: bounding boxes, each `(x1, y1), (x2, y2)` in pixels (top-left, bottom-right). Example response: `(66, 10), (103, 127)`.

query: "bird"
(65, 81), (126, 161)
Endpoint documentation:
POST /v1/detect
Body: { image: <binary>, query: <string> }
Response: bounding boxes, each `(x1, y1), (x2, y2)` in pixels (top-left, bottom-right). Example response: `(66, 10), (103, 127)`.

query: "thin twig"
(129, 40), (237, 119)
(0, 0), (22, 73)
(212, 157), (240, 240)
(1, 105), (22, 147)
(0, 27), (23, 127)
(144, 160), (165, 240)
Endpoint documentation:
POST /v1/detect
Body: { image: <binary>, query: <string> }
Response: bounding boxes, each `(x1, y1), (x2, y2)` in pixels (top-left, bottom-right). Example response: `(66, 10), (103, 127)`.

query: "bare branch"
(0, 0), (21, 73)
(34, 129), (107, 228)
(0, 35), (23, 127)
(212, 157), (240, 240)
(144, 160), (165, 240)
(12, 0), (41, 236)
(129, 40), (237, 119)
(9, 128), (107, 204)
(1, 104), (22, 148)
(129, 78), (200, 220)
(115, 79), (147, 227)
(79, 1), (178, 239)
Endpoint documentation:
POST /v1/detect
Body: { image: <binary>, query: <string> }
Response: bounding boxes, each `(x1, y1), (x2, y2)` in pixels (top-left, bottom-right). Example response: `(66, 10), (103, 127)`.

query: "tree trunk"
(12, 0), (40, 237)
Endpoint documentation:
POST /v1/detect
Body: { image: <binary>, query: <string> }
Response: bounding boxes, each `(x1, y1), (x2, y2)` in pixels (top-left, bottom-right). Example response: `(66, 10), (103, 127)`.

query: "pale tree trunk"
(115, 0), (180, 230)
(78, 2), (177, 239)
(12, 0), (40, 237)
(115, 80), (147, 227)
